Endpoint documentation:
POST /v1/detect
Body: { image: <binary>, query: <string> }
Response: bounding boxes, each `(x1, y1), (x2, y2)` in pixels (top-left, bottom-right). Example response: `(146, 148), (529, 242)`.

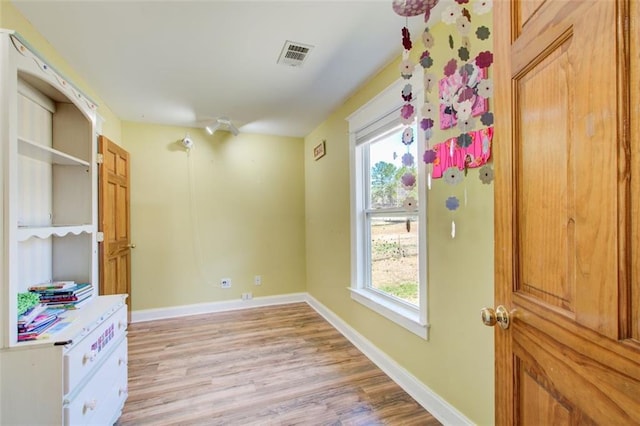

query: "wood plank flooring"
(115, 303), (440, 425)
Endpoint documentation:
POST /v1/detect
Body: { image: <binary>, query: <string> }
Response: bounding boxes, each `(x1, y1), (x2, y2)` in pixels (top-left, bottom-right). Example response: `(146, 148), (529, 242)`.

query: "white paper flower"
(441, 5), (462, 25)
(421, 101), (437, 119)
(456, 16), (471, 36)
(473, 0), (493, 15)
(477, 79), (494, 98)
(403, 196), (418, 212)
(456, 100), (473, 121)
(423, 72), (437, 93)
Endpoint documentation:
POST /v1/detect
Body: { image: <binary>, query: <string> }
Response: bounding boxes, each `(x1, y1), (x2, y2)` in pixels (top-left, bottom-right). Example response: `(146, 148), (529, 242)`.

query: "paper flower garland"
(398, 23), (418, 211)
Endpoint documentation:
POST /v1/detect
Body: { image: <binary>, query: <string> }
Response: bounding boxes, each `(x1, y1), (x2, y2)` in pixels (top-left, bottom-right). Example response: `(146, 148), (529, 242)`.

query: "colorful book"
(28, 281), (75, 292)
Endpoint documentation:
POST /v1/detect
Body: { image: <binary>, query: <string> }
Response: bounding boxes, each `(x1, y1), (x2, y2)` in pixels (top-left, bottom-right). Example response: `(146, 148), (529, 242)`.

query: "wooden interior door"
(98, 135), (132, 321)
(493, 0), (640, 424)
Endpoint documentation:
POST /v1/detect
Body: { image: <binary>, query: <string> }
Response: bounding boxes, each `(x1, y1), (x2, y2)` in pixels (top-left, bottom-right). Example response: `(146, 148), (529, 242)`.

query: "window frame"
(347, 70), (429, 339)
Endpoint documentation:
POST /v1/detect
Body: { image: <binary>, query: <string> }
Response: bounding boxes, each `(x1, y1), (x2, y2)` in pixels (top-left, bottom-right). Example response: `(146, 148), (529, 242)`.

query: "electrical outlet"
(241, 292), (253, 301)
(220, 278), (232, 288)
(254, 275), (262, 286)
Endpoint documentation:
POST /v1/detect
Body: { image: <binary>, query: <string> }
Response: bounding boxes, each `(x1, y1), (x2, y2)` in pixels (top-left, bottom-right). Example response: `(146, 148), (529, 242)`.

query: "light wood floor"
(116, 302), (440, 425)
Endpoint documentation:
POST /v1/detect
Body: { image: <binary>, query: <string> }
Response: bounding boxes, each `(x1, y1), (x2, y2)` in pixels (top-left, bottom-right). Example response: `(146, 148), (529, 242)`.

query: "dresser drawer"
(64, 303), (127, 394)
(64, 336), (128, 426)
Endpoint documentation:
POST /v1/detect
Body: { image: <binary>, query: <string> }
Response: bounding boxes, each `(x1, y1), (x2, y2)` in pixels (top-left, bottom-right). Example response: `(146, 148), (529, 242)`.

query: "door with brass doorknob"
(480, 306), (510, 330)
(493, 1), (640, 424)
(98, 135), (132, 323)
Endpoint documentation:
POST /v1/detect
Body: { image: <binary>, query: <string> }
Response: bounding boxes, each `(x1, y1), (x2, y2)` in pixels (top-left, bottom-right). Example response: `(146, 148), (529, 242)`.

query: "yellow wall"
(304, 15), (495, 426)
(122, 122), (307, 310)
(0, 1), (122, 142)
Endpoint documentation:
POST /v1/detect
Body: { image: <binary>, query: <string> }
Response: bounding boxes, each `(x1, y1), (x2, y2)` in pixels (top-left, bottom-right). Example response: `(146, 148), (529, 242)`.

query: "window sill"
(349, 288), (429, 339)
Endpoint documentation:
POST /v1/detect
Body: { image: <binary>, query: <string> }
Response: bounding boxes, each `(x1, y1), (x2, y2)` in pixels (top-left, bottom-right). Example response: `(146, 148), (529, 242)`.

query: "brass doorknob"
(481, 305), (511, 330)
(127, 243), (136, 249)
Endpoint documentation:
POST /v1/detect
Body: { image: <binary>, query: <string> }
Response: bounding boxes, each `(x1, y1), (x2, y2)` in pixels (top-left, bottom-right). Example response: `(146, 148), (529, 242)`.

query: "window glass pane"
(369, 215), (419, 306)
(368, 126), (418, 210)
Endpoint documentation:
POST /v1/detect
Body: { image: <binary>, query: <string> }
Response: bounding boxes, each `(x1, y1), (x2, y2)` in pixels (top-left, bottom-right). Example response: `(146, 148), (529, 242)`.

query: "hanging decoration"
(397, 18), (418, 212)
(394, 0), (441, 194)
(394, 0), (493, 237)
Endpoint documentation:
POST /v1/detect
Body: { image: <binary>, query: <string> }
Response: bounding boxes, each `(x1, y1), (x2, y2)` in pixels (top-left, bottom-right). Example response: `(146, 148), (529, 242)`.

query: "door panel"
(494, 0), (640, 424)
(98, 135), (131, 321)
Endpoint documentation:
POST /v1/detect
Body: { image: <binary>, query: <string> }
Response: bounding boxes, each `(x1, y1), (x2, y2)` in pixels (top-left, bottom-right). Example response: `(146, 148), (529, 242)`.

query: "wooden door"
(493, 1), (640, 424)
(98, 135), (132, 321)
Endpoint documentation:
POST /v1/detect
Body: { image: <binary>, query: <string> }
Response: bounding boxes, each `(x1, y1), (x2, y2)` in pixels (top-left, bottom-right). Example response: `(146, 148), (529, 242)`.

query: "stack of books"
(29, 281), (93, 310)
(17, 305), (65, 341)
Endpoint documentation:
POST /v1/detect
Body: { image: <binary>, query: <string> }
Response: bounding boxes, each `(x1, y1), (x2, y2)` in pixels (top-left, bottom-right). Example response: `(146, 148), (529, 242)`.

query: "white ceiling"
(11, 0), (442, 137)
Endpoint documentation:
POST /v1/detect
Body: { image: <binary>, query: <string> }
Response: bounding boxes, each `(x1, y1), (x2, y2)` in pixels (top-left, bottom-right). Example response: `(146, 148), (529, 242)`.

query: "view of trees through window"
(367, 130), (419, 305)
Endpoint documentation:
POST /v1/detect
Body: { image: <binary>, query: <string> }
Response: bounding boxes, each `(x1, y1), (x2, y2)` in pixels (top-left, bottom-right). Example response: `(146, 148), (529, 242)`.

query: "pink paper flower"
(475, 51), (494, 69)
(444, 59), (458, 76)
(401, 104), (416, 123)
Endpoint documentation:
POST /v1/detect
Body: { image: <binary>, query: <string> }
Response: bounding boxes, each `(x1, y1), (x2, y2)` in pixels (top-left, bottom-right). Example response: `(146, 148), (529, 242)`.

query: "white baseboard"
(305, 294), (474, 426)
(131, 292), (307, 323)
(131, 292), (471, 425)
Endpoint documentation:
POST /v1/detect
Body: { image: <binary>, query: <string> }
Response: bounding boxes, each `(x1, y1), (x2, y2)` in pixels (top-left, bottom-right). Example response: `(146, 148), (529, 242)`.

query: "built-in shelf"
(18, 137), (89, 166)
(17, 224), (94, 241)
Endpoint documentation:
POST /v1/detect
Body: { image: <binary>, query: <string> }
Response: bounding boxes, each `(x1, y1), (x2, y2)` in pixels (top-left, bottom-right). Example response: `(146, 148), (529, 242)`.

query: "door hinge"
(96, 153), (104, 164)
(96, 232), (104, 242)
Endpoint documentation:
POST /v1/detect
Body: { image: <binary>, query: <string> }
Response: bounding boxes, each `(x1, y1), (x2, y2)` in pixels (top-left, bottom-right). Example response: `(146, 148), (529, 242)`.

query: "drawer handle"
(118, 320), (126, 330)
(83, 399), (97, 413)
(119, 387), (128, 397)
(118, 357), (127, 366)
(83, 350), (97, 365)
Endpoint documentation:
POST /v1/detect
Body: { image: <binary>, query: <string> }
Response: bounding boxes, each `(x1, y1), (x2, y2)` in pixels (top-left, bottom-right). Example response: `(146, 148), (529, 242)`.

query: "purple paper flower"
(446, 196), (460, 211)
(420, 118), (434, 131)
(423, 149), (437, 164)
(402, 152), (415, 167)
(475, 51), (494, 69)
(401, 172), (416, 189)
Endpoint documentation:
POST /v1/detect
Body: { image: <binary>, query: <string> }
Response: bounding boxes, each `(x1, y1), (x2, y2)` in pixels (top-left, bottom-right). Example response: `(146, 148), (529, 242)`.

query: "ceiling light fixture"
(205, 117), (239, 136)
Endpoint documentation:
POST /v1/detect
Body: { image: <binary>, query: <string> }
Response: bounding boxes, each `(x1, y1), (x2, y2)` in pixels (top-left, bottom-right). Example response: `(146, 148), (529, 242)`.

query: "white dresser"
(2, 296), (128, 425)
(0, 29), (128, 425)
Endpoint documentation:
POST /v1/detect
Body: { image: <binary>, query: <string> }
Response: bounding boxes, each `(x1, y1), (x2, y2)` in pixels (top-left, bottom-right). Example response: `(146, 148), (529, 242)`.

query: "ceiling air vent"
(277, 41), (313, 67)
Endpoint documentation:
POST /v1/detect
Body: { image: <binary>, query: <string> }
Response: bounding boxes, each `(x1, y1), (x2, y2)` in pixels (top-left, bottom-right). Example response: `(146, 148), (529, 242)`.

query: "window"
(348, 70), (428, 339)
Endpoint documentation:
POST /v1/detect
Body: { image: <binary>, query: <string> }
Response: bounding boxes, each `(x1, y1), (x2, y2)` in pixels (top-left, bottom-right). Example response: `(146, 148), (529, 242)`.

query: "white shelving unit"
(0, 29), (128, 425)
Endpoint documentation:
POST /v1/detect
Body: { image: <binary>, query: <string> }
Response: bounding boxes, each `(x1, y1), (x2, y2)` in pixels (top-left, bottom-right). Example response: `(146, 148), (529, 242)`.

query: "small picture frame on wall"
(313, 140), (326, 161)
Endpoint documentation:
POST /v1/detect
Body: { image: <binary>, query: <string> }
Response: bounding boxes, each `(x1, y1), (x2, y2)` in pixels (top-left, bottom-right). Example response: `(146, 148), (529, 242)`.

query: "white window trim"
(347, 69), (429, 340)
